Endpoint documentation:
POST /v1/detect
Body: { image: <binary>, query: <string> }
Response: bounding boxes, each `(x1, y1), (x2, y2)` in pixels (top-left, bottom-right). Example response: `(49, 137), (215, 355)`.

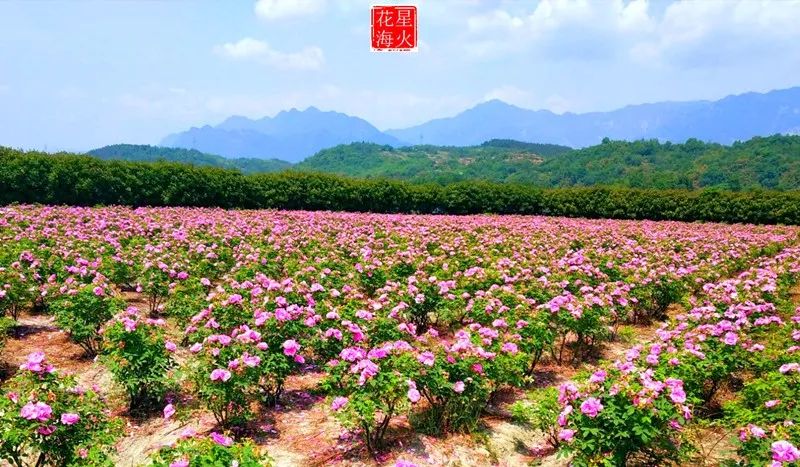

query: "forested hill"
(87, 144), (291, 174)
(82, 135), (800, 189)
(295, 140), (573, 184)
(296, 135), (800, 189)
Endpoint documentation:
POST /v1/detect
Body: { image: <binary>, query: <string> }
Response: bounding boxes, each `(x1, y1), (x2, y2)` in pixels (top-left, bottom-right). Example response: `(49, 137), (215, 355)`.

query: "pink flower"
(169, 460), (189, 467)
(165, 341), (177, 352)
(37, 425), (56, 436)
(558, 405), (573, 426)
(779, 363), (799, 374)
(772, 440), (800, 462)
(210, 369), (231, 382)
(163, 404), (176, 419)
(396, 461), (419, 467)
(209, 431), (233, 447)
(20, 352), (52, 374)
(765, 399), (781, 408)
(558, 429), (576, 442)
(453, 381), (465, 393)
(189, 343), (202, 353)
(669, 386), (686, 404)
(501, 342), (519, 354)
(589, 370), (606, 384)
(407, 380), (421, 403)
(226, 294), (243, 306)
(242, 354), (261, 367)
(331, 396), (348, 411)
(417, 351), (435, 367)
(722, 332), (739, 346)
(20, 401), (52, 421)
(60, 413), (80, 425)
(750, 424), (767, 439)
(93, 286), (104, 296)
(282, 339), (301, 356)
(580, 397), (603, 418)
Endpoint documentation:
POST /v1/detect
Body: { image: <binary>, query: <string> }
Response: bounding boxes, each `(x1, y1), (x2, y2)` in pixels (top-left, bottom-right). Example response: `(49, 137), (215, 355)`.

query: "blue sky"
(2, 0), (800, 151)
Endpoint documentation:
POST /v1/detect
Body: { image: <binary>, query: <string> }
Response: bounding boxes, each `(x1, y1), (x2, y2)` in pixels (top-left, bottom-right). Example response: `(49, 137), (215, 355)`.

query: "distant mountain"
(386, 87), (800, 148)
(297, 135), (800, 190)
(87, 144), (291, 174)
(159, 87), (800, 161)
(161, 107), (404, 163)
(297, 139), (572, 183)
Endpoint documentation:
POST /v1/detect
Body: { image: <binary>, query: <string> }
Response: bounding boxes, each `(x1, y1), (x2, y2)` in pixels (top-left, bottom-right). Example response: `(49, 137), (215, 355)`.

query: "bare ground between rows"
(0, 295), (699, 466)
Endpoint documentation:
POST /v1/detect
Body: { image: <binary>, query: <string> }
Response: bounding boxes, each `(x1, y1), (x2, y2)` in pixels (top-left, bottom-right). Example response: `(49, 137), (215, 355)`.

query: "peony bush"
(0, 352), (121, 466)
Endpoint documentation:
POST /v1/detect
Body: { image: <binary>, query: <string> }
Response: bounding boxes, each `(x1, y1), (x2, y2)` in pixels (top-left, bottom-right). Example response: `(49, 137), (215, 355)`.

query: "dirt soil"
(0, 296), (686, 467)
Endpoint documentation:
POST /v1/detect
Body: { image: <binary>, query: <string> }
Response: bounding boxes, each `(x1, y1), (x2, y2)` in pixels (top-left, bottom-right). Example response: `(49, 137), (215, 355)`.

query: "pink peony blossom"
(772, 440), (800, 463)
(282, 339), (301, 356)
(210, 368), (231, 382)
(209, 431), (233, 447)
(417, 351), (435, 366)
(163, 404), (176, 419)
(580, 397), (604, 418)
(558, 429), (576, 442)
(331, 396), (348, 411)
(20, 401), (52, 421)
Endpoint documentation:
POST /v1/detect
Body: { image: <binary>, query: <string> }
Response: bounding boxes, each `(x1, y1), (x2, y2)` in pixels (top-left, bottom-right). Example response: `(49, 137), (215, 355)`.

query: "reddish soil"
(0, 294), (675, 467)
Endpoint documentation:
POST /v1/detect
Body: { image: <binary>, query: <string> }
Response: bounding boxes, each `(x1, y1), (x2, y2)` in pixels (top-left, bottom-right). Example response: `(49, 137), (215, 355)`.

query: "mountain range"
(161, 107), (401, 163)
(89, 134), (800, 191)
(160, 87), (800, 161)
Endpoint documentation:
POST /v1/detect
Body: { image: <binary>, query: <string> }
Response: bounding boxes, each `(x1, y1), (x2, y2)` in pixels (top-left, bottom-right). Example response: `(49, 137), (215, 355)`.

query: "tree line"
(2, 146), (800, 224)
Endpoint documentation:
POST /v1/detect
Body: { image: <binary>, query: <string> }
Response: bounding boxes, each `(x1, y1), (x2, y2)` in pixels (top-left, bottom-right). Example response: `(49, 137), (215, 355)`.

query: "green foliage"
(559, 371), (693, 467)
(101, 310), (175, 413)
(510, 387), (561, 448)
(51, 285), (124, 356)
(0, 317), (14, 353)
(296, 141), (571, 183)
(88, 144), (291, 174)
(0, 354), (121, 466)
(4, 144), (800, 224)
(323, 351), (419, 455)
(0, 264), (38, 321)
(150, 435), (272, 467)
(297, 136), (800, 189)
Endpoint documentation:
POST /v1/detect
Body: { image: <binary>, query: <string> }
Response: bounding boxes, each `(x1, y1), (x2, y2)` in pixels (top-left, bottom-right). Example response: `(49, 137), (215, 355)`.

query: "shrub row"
(2, 147), (800, 224)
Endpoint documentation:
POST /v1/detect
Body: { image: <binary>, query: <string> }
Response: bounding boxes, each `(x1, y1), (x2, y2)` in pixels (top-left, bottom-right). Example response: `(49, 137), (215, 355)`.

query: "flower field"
(1, 205), (799, 466)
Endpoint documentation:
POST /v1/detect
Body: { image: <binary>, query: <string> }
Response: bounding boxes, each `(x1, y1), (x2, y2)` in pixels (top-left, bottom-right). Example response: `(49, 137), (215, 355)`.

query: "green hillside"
(85, 136), (800, 191)
(298, 135), (800, 189)
(296, 140), (572, 183)
(87, 144), (291, 174)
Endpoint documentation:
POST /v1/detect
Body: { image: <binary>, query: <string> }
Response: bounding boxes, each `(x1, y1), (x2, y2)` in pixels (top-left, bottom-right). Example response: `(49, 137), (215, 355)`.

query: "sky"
(1, 0), (800, 151)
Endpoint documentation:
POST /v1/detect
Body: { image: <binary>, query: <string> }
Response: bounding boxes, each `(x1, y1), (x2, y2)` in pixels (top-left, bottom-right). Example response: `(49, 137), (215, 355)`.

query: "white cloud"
(463, 0), (800, 68)
(213, 38), (324, 70)
(463, 0), (655, 59)
(634, 0), (800, 67)
(254, 0), (324, 20)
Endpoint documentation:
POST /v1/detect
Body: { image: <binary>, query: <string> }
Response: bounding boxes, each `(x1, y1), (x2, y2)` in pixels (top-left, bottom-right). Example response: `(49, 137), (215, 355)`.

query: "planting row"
(0, 205), (798, 465)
